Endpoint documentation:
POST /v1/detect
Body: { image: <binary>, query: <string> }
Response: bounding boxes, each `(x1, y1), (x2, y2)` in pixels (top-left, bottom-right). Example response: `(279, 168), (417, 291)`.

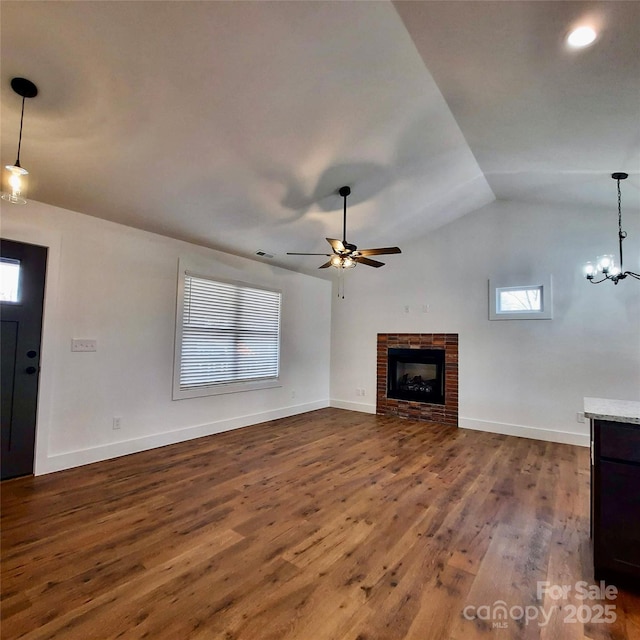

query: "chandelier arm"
(587, 276), (611, 284)
(625, 271), (640, 280)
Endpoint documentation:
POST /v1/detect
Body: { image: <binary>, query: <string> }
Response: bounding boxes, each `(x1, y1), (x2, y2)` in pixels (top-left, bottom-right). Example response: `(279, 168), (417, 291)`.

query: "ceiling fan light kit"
(2, 77), (38, 205)
(287, 185), (402, 271)
(584, 173), (640, 285)
(330, 254), (356, 269)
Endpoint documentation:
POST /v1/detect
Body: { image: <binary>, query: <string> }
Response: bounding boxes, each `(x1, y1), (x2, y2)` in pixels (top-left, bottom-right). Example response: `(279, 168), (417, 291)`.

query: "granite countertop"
(584, 397), (640, 425)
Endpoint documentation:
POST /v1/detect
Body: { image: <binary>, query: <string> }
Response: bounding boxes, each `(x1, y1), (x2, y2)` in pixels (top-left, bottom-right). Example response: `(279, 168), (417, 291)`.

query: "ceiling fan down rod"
(339, 186), (351, 245)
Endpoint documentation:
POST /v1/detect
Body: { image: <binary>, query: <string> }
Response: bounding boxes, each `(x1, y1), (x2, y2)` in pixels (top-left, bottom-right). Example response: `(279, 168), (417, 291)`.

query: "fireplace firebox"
(377, 333), (458, 426)
(387, 348), (445, 404)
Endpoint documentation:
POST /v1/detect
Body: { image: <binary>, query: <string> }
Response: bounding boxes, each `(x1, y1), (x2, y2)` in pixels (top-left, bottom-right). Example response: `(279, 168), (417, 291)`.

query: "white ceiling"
(1, 1), (639, 277)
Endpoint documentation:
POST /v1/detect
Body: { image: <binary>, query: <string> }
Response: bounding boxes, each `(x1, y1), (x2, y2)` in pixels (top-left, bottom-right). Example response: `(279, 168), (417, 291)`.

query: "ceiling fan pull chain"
(338, 268), (345, 299)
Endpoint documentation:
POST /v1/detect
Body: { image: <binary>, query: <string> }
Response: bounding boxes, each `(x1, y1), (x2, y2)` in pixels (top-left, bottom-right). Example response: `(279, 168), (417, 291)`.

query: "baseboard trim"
(38, 400), (330, 475)
(330, 399), (377, 414)
(328, 404), (589, 447)
(40, 404), (588, 475)
(459, 417), (590, 447)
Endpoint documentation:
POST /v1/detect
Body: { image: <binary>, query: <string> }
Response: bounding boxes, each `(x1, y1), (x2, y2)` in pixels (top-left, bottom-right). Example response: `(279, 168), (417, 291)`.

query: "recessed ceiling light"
(567, 26), (597, 48)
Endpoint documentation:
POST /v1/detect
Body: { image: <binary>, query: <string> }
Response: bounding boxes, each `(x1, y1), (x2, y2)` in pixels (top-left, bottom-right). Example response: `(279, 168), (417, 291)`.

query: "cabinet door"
(595, 459), (640, 577)
(598, 421), (640, 463)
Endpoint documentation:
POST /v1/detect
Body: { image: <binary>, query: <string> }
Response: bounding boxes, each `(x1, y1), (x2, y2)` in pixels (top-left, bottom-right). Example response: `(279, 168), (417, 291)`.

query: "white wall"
(3, 195), (637, 474)
(330, 199), (640, 446)
(1, 200), (331, 474)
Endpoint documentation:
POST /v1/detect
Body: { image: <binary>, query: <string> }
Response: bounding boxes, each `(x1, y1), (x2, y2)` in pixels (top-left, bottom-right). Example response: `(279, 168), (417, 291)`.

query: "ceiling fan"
(287, 186), (401, 269)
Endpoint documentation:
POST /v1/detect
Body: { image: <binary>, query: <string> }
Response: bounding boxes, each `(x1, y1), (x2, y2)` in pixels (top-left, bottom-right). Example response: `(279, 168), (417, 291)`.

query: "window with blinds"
(174, 272), (281, 398)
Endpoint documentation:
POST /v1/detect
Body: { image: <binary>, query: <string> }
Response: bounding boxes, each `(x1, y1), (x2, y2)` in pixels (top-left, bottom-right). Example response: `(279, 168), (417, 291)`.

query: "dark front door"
(1, 238), (47, 480)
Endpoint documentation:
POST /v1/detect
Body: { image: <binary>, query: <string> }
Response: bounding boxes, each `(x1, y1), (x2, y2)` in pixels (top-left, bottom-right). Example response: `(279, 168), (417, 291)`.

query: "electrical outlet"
(71, 339), (97, 352)
(404, 305), (410, 313)
(576, 412), (585, 423)
(291, 390), (296, 399)
(112, 417), (122, 430)
(421, 305), (430, 313)
(361, 388), (366, 397)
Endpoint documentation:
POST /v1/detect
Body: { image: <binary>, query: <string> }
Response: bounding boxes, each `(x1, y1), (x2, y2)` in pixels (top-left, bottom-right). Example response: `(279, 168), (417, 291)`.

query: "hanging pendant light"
(2, 77), (38, 205)
(584, 173), (640, 284)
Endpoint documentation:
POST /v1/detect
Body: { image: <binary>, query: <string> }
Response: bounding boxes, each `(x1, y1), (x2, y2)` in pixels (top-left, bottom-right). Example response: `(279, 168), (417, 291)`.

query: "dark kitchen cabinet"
(591, 419), (640, 587)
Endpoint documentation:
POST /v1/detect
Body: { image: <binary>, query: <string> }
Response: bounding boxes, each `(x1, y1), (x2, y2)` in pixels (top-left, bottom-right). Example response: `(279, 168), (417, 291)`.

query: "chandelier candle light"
(2, 77), (38, 205)
(584, 173), (640, 285)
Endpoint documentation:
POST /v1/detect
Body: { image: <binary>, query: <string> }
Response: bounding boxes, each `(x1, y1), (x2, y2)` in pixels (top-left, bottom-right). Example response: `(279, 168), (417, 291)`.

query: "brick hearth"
(376, 333), (458, 426)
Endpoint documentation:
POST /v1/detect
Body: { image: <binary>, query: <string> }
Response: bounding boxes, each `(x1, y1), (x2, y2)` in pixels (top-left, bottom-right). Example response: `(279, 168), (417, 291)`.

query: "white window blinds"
(179, 274), (281, 391)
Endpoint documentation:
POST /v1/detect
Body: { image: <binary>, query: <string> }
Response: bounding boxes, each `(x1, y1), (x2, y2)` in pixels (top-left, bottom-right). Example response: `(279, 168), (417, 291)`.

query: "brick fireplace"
(376, 333), (458, 426)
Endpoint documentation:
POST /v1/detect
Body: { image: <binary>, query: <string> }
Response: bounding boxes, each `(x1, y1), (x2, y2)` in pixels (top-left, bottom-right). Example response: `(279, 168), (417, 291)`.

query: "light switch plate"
(71, 339), (97, 352)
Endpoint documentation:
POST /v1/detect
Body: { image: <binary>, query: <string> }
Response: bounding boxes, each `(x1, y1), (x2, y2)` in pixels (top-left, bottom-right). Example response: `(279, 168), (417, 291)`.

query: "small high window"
(497, 286), (543, 313)
(489, 277), (552, 320)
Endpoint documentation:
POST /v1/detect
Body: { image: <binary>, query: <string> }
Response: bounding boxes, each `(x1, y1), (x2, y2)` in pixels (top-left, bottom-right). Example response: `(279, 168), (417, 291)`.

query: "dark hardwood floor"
(1, 408), (638, 639)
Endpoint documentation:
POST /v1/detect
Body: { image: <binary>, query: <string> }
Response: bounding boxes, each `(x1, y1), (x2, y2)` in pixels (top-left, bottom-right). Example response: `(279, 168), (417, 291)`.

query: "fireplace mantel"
(376, 333), (458, 426)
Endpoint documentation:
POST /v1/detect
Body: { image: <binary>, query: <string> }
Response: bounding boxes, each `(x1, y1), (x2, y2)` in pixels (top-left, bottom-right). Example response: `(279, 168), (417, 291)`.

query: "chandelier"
(584, 173), (640, 284)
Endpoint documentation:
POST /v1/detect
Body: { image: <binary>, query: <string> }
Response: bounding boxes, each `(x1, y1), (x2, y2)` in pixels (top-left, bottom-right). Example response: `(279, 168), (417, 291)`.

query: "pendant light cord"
(15, 96), (25, 167)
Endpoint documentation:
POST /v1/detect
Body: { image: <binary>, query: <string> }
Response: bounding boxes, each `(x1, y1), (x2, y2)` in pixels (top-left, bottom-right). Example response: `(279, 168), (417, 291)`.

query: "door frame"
(2, 220), (62, 476)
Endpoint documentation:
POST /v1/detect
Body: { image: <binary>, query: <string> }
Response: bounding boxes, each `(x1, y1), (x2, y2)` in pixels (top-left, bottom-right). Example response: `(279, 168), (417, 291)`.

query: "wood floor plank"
(1, 408), (636, 639)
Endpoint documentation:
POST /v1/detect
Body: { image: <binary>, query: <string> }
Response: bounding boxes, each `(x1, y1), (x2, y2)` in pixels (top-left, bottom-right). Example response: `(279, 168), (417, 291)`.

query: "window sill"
(172, 378), (282, 400)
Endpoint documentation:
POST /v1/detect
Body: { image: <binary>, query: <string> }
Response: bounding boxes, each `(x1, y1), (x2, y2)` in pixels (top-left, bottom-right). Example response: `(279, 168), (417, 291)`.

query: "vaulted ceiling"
(2, 1), (639, 277)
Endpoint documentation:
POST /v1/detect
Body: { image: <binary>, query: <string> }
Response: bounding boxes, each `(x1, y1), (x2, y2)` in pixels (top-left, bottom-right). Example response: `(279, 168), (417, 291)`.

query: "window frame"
(489, 276), (553, 321)
(173, 264), (282, 400)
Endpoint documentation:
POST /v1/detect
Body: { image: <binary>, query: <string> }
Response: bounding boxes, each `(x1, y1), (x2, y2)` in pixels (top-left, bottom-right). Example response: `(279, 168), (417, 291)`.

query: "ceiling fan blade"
(326, 238), (346, 253)
(356, 256), (385, 268)
(287, 252), (332, 256)
(318, 260), (333, 269)
(356, 247), (402, 256)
